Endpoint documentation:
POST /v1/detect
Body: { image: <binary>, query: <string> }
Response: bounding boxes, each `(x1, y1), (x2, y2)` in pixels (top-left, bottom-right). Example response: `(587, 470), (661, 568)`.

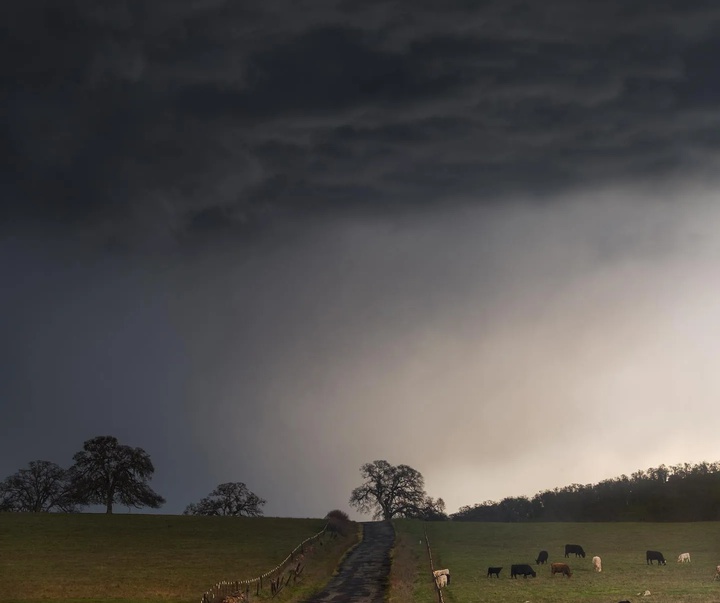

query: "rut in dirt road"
(302, 521), (395, 603)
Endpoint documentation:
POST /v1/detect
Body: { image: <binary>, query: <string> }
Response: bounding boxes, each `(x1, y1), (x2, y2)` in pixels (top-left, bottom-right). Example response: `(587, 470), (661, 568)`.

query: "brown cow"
(551, 562), (572, 577)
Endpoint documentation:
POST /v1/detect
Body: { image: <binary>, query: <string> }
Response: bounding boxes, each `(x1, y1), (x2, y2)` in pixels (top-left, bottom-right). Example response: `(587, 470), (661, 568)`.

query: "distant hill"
(451, 461), (720, 521)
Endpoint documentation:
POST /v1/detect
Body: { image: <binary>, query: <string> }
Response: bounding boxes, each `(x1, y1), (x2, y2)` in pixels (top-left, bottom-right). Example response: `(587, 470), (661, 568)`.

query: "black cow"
(564, 544), (586, 558)
(646, 550), (666, 565)
(536, 550), (549, 564)
(487, 566), (502, 578)
(510, 564), (537, 578)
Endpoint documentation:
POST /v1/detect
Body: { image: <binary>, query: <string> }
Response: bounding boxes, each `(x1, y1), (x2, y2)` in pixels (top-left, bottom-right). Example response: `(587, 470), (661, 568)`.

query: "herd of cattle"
(433, 544), (720, 597)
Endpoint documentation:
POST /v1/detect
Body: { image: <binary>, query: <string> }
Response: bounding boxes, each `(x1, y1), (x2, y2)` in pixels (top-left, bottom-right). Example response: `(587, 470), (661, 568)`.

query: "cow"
(551, 562), (572, 577)
(536, 550), (549, 564)
(564, 544), (586, 558)
(487, 566), (502, 578)
(592, 555), (602, 572)
(510, 564), (537, 578)
(677, 552), (691, 563)
(646, 550), (666, 565)
(714, 565), (720, 580)
(433, 568), (450, 588)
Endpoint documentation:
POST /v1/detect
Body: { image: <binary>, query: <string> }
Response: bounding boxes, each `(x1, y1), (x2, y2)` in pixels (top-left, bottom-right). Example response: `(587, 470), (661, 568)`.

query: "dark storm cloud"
(4, 0), (720, 244)
(6, 1), (720, 521)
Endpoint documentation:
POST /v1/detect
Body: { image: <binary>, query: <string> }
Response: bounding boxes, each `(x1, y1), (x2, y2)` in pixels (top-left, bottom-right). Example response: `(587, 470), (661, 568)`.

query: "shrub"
(325, 509), (350, 522)
(325, 509), (352, 537)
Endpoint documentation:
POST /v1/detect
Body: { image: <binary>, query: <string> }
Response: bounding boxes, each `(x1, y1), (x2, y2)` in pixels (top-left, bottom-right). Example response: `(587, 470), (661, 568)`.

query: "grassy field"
(391, 520), (720, 603)
(6, 514), (720, 603)
(0, 513), (358, 603)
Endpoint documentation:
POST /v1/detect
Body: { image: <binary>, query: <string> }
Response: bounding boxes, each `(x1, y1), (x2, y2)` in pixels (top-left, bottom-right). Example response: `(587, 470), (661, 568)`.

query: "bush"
(325, 509), (352, 536)
(325, 509), (349, 522)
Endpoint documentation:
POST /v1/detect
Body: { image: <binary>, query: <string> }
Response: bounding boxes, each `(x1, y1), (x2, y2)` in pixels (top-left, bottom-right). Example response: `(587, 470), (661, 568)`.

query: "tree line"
(450, 462), (720, 522)
(6, 444), (720, 522)
(346, 459), (720, 523)
(0, 435), (266, 516)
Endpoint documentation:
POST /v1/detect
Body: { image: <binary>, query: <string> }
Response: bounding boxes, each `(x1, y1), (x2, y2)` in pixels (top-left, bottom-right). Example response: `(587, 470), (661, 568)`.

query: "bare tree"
(0, 460), (76, 512)
(184, 482), (266, 516)
(349, 460), (429, 520)
(415, 495), (448, 521)
(69, 435), (165, 514)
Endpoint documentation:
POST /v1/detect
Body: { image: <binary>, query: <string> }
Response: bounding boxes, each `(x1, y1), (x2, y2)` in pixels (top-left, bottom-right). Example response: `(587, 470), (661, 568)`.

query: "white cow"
(677, 552), (691, 563)
(433, 568), (450, 588)
(592, 556), (602, 572)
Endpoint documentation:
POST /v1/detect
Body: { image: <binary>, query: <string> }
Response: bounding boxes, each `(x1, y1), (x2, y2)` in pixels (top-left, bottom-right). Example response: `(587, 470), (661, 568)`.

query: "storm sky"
(3, 0), (720, 518)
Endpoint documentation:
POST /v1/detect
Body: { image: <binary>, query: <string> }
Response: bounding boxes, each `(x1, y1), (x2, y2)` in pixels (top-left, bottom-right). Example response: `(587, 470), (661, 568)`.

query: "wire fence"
(423, 527), (445, 603)
(200, 523), (328, 603)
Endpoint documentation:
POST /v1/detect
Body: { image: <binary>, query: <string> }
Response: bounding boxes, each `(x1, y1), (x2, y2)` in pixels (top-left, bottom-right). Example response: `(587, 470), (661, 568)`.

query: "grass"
(7, 513), (720, 603)
(391, 519), (720, 603)
(388, 520), (426, 603)
(0, 513), (358, 603)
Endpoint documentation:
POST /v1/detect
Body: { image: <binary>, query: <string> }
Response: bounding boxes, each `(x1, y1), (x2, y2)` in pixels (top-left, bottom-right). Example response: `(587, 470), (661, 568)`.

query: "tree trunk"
(106, 493), (113, 514)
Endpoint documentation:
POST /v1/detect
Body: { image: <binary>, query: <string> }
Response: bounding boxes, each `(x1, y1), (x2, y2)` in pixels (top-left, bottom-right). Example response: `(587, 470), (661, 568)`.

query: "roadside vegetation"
(0, 513), (358, 603)
(391, 519), (720, 603)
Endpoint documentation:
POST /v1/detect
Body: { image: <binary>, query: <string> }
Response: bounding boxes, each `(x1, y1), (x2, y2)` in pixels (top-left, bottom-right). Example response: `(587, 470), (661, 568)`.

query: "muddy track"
(302, 521), (395, 603)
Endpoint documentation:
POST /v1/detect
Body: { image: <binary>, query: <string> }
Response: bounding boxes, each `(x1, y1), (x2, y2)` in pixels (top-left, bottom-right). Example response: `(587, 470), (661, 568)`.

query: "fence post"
(424, 527), (444, 603)
(200, 524), (328, 602)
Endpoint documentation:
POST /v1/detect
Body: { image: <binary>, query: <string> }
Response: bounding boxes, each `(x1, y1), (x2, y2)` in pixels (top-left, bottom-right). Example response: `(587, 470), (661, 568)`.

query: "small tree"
(184, 482), (266, 516)
(0, 460), (76, 512)
(349, 460), (430, 520)
(414, 496), (448, 521)
(69, 435), (165, 514)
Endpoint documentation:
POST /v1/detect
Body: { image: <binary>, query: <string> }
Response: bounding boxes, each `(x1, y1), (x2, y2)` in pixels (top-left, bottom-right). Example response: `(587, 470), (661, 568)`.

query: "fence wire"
(200, 523), (328, 603)
(424, 527), (445, 603)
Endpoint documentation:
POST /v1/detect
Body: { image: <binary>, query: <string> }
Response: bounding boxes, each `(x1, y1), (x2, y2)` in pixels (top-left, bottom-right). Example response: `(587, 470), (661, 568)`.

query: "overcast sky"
(3, 0), (720, 519)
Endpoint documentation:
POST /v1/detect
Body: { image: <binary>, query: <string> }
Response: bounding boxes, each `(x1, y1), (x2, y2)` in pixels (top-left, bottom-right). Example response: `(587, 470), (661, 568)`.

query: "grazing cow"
(592, 555), (602, 572)
(551, 562), (572, 577)
(536, 550), (549, 564)
(646, 550), (666, 565)
(487, 566), (502, 578)
(677, 552), (691, 563)
(510, 564), (537, 578)
(433, 569), (450, 588)
(565, 544), (586, 558)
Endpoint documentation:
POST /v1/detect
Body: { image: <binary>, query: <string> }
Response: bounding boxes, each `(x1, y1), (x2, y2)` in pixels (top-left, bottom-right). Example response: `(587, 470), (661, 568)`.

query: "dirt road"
(302, 521), (394, 603)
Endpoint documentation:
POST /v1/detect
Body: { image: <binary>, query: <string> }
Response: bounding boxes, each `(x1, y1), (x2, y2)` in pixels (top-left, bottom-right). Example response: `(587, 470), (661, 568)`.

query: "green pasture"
(392, 520), (720, 603)
(0, 513), (357, 603)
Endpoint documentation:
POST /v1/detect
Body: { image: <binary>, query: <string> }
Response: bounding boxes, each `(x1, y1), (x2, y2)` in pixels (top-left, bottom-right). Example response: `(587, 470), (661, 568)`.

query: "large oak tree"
(69, 435), (165, 514)
(349, 460), (444, 520)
